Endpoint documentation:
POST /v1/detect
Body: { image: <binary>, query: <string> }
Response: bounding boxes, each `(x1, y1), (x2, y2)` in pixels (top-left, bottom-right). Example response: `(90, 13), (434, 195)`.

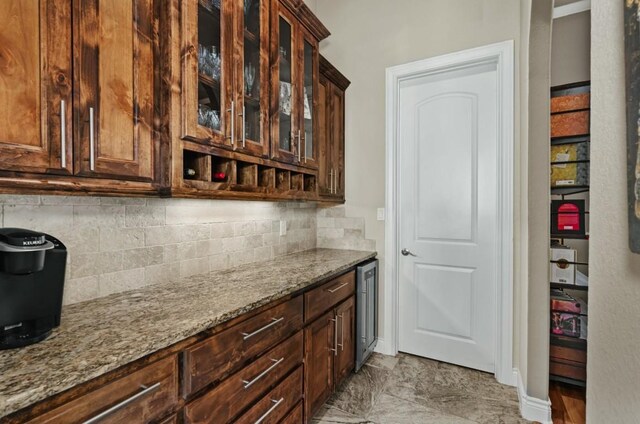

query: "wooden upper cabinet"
(181, 0), (234, 149)
(0, 0), (72, 175)
(270, 1), (320, 169)
(318, 56), (349, 201)
(317, 75), (331, 196)
(331, 85), (345, 198)
(235, 0), (270, 157)
(270, 3), (299, 165)
(300, 29), (319, 170)
(74, 0), (155, 181)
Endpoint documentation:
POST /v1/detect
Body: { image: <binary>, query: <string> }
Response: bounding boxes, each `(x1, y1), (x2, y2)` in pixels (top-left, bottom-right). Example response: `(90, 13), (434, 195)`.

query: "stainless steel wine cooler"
(355, 259), (378, 372)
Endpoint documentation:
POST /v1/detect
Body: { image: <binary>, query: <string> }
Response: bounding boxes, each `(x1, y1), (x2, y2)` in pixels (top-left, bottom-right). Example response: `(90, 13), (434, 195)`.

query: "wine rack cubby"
(181, 148), (318, 200)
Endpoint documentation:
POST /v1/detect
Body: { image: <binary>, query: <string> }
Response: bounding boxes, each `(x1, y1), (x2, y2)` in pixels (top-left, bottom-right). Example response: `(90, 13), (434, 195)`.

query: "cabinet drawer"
(234, 366), (303, 424)
(184, 331), (303, 424)
(305, 271), (355, 323)
(550, 345), (587, 365)
(183, 296), (303, 396)
(280, 401), (303, 424)
(27, 356), (178, 424)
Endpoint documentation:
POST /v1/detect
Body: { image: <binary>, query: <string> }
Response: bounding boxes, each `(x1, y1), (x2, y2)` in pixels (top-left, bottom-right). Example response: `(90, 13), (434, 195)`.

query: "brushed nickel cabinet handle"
(338, 313), (344, 351)
(331, 316), (338, 356)
(227, 101), (235, 145)
(297, 130), (301, 162)
(89, 107), (95, 171)
(326, 282), (349, 294)
(82, 382), (161, 424)
(60, 100), (66, 168)
(241, 317), (284, 340)
(254, 398), (284, 424)
(240, 104), (246, 147)
(242, 357), (284, 389)
(329, 169), (333, 193)
(303, 132), (307, 163)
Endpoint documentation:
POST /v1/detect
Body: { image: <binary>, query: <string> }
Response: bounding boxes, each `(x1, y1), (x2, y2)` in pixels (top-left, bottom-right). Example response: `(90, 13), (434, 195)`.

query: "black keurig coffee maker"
(0, 228), (67, 350)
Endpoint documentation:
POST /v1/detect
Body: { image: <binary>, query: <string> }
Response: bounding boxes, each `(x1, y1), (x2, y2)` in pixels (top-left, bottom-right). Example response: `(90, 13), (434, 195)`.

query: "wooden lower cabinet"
(234, 366), (303, 424)
(303, 309), (336, 420)
(334, 297), (356, 385)
(280, 402), (304, 424)
(7, 267), (366, 424)
(25, 356), (179, 424)
(182, 296), (303, 396)
(184, 332), (303, 423)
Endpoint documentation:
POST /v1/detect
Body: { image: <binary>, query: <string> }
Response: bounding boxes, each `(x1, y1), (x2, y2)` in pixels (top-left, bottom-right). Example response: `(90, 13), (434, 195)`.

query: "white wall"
(314, 0), (522, 345)
(524, 0), (553, 402)
(551, 11), (591, 87)
(588, 1), (640, 421)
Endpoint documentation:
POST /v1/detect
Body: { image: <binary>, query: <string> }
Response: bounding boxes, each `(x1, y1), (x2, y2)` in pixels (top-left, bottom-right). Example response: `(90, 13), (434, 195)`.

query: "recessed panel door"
(235, 0), (270, 156)
(0, 0), (72, 175)
(270, 5), (299, 164)
(75, 0), (154, 180)
(398, 62), (498, 372)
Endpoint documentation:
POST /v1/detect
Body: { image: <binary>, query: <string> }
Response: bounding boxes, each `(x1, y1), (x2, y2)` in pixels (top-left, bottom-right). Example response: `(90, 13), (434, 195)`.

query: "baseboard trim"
(373, 337), (395, 356)
(515, 369), (552, 423)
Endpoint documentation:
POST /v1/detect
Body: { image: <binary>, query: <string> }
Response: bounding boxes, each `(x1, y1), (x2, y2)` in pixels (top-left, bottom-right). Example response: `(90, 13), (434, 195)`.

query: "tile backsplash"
(317, 206), (376, 251)
(0, 195), (317, 305)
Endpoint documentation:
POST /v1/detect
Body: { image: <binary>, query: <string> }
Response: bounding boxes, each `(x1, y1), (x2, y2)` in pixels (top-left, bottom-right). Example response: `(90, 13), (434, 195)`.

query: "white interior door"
(398, 61), (498, 373)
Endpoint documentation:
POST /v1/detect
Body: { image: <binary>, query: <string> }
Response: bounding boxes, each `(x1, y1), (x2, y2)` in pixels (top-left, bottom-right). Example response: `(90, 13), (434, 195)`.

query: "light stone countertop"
(0, 248), (376, 419)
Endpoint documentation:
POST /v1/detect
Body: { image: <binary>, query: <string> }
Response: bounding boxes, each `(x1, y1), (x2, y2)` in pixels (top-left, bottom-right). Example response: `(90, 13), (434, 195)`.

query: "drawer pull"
(242, 317), (284, 340)
(254, 398), (284, 424)
(326, 282), (349, 294)
(242, 357), (285, 389)
(82, 382), (161, 424)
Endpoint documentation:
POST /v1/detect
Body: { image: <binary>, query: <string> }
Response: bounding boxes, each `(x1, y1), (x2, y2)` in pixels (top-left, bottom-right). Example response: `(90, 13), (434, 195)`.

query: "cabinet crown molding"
(320, 55), (351, 91)
(279, 0), (330, 41)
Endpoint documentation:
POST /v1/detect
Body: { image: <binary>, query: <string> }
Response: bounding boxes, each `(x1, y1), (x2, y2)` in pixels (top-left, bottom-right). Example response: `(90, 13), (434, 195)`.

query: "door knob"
(401, 248), (417, 257)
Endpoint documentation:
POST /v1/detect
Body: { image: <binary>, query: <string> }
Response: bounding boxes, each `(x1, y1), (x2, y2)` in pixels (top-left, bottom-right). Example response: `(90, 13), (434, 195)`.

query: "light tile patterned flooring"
(313, 353), (529, 424)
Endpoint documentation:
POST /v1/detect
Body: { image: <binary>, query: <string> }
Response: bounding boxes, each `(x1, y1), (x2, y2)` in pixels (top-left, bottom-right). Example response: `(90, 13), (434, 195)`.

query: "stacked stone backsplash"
(0, 195), (316, 305)
(316, 206), (376, 251)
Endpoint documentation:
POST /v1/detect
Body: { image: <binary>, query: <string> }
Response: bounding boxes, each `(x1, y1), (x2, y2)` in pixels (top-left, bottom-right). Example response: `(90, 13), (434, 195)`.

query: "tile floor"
(313, 353), (529, 424)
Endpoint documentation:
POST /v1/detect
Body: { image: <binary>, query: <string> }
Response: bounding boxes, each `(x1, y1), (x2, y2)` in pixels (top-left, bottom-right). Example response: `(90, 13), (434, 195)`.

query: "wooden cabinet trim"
(319, 55), (351, 91)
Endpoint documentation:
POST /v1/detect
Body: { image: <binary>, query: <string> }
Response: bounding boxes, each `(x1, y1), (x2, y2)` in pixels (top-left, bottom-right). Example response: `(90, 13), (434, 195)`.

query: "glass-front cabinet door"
(182, 0), (233, 147)
(235, 0), (270, 156)
(271, 5), (299, 164)
(300, 31), (318, 169)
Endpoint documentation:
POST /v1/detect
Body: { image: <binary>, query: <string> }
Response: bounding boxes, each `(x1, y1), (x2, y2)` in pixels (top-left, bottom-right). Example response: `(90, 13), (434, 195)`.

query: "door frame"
(383, 40), (515, 386)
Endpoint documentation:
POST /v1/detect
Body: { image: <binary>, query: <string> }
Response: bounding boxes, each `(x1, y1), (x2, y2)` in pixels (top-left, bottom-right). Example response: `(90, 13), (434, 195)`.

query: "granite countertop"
(0, 248), (376, 418)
